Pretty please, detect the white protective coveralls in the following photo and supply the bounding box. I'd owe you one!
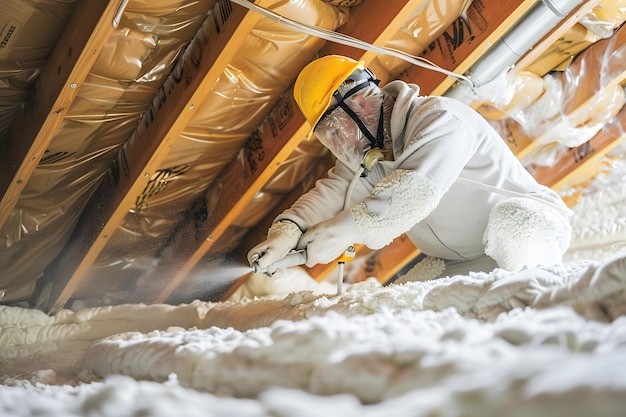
[275,80,572,278]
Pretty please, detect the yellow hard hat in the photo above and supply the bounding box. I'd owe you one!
[294,55,366,140]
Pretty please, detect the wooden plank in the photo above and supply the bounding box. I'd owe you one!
[153,0,425,303]
[36,0,264,313]
[154,93,309,302]
[399,0,535,96]
[531,105,626,191]
[0,0,119,230]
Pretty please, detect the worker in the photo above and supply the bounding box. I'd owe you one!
[247,55,572,281]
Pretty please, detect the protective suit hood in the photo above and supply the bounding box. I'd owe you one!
[382,80,421,159]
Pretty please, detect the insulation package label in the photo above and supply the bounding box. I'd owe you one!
[0,18,21,57]
[0,0,41,59]
[0,1,32,59]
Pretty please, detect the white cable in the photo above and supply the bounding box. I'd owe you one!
[230,0,475,88]
[345,165,365,210]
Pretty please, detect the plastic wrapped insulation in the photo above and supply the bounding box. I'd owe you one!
[523,23,626,166]
[378,0,472,77]
[0,0,77,143]
[72,0,350,303]
[474,71,546,121]
[473,21,626,169]
[579,0,626,38]
[0,0,217,303]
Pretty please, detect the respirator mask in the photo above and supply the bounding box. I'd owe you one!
[313,74,391,173]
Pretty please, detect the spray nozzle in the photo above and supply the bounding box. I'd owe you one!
[250,246,357,280]
[251,249,307,278]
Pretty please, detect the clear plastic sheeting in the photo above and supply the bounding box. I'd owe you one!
[579,0,626,39]
[474,22,626,168]
[72,0,350,303]
[0,0,217,303]
[522,22,626,166]
[474,71,546,121]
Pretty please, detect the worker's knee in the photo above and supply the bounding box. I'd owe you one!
[483,197,571,272]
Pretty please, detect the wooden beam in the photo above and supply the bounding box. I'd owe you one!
[399,0,536,96]
[0,0,119,230]
[153,0,425,303]
[153,93,309,302]
[36,0,264,313]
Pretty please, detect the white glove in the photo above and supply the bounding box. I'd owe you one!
[297,209,361,267]
[247,220,302,270]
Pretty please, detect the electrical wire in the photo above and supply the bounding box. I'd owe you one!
[229,0,475,89]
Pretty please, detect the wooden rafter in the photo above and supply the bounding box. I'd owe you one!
[153,0,427,303]
[35,0,265,313]
[0,0,120,230]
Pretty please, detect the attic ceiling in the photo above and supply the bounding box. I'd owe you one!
[1,0,624,313]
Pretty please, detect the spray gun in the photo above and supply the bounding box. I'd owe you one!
[251,249,308,278]
[251,246,356,294]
